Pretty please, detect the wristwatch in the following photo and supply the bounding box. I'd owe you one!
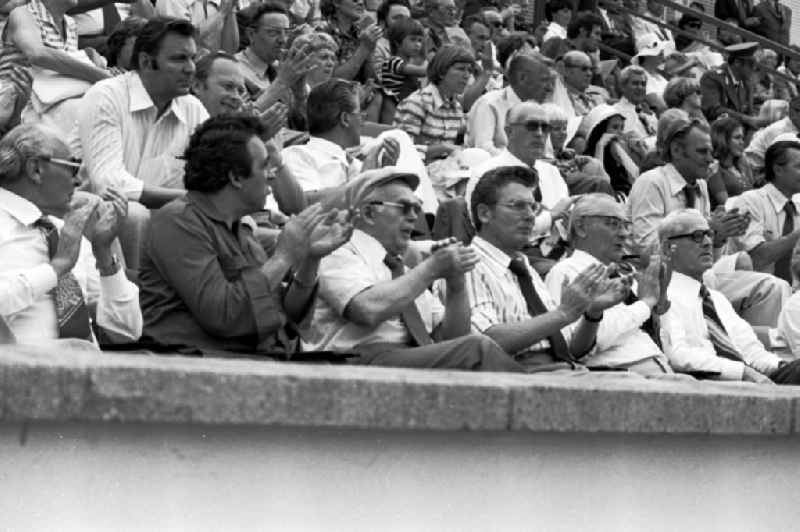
[97,253,120,277]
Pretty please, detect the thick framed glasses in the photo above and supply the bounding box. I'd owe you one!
[39,156,82,177]
[370,200,423,217]
[507,120,551,133]
[666,229,714,243]
[497,200,542,216]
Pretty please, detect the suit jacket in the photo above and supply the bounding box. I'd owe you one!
[715,0,754,25]
[700,66,754,122]
[751,0,791,45]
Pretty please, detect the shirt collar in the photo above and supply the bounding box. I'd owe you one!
[307,136,348,162]
[0,188,43,226]
[424,83,453,110]
[567,248,601,268]
[350,228,391,260]
[668,270,703,298]
[472,235,523,272]
[763,182,800,213]
[127,72,188,123]
[185,191,239,230]
[242,47,271,76]
[498,149,528,168]
[663,163,693,196]
[505,85,522,106]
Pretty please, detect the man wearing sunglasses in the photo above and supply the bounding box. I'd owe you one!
[659,209,800,384]
[307,167,524,372]
[546,194,674,376]
[0,123,141,346]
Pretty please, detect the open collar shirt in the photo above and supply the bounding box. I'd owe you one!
[545,249,668,368]
[305,229,445,352]
[661,271,781,380]
[0,188,141,344]
[464,235,575,354]
[75,71,209,200]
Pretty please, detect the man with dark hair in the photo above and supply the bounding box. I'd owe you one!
[236,2,290,94]
[76,17,209,271]
[139,114,352,355]
[463,165,622,370]
[307,166,524,372]
[0,124,141,345]
[729,138,800,283]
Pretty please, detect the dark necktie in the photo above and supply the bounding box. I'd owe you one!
[699,284,743,362]
[383,253,434,347]
[774,201,796,283]
[684,183,700,208]
[33,217,93,341]
[265,64,278,83]
[508,257,573,361]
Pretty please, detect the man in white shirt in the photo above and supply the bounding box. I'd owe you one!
[0,124,141,345]
[466,53,555,156]
[464,166,624,369]
[744,96,800,179]
[307,168,524,371]
[546,194,673,375]
[658,209,800,384]
[730,138,800,284]
[76,18,210,271]
[613,65,657,149]
[468,102,572,254]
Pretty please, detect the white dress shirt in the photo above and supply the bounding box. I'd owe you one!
[0,188,142,344]
[729,183,800,277]
[744,117,799,175]
[75,71,210,200]
[305,229,445,352]
[545,249,669,368]
[281,136,362,192]
[628,163,711,251]
[661,271,782,380]
[465,85,522,156]
[464,236,575,354]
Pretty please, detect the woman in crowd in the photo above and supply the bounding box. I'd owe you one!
[394,44,473,163]
[708,116,757,209]
[283,30,339,130]
[663,76,708,128]
[581,104,643,197]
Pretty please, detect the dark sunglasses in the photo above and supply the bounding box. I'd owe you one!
[508,119,551,133]
[369,200,423,216]
[666,229,714,243]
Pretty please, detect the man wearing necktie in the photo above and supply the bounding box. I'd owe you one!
[700,42,759,128]
[308,167,523,371]
[0,123,142,345]
[463,166,625,371]
[659,209,800,384]
[729,137,800,284]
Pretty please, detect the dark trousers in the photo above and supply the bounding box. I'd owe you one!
[357,334,525,373]
[770,359,800,384]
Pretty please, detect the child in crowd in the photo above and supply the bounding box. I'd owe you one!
[380,17,428,123]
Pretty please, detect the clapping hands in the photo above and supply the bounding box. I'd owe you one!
[275,203,355,264]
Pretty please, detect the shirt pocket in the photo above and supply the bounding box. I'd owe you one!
[218,254,250,282]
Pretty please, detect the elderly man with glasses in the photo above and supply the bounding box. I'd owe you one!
[561,50,607,118]
[0,123,141,346]
[658,209,800,384]
[545,194,674,376]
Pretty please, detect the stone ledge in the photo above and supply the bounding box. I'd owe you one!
[1,344,800,434]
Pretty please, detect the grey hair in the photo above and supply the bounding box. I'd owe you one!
[0,124,60,185]
[567,193,625,240]
[662,76,700,108]
[505,101,548,124]
[541,102,569,123]
[656,208,707,241]
[618,65,647,86]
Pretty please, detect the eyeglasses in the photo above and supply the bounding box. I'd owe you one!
[257,25,293,38]
[508,120,551,133]
[39,156,82,176]
[666,229,714,243]
[586,215,632,231]
[497,199,542,215]
[370,200,423,217]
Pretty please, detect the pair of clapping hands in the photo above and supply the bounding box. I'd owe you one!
[709,206,749,247]
[50,190,128,278]
[273,202,356,264]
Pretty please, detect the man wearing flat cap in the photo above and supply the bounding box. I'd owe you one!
[306,166,525,372]
[700,42,759,127]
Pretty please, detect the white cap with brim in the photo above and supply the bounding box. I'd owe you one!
[319,167,421,212]
[633,34,666,65]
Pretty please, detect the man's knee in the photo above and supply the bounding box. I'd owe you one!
[462,334,524,372]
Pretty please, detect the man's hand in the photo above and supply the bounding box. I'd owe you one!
[635,259,661,308]
[307,208,355,258]
[86,188,127,251]
[742,365,774,384]
[587,275,631,314]
[275,43,315,87]
[51,203,96,278]
[478,44,494,73]
[362,137,401,170]
[258,101,288,140]
[428,243,479,281]
[709,207,749,246]
[558,263,606,321]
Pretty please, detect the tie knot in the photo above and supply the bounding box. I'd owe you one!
[383,253,404,274]
[699,284,711,299]
[33,216,56,233]
[508,257,531,278]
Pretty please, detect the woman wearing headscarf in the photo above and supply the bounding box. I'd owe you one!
[581,104,643,197]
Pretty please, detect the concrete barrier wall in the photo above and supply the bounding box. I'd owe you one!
[2,344,800,531]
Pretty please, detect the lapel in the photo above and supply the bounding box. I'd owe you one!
[722,69,743,110]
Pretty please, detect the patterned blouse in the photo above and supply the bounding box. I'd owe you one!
[393,83,465,145]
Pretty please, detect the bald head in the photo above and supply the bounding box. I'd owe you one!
[507,52,554,102]
[563,50,593,92]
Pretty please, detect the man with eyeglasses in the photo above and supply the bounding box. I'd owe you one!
[561,50,606,118]
[658,209,800,384]
[545,194,674,375]
[237,2,291,94]
[307,167,525,372]
[463,167,625,371]
[0,123,141,346]
[744,95,800,180]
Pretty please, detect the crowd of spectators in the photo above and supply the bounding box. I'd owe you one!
[5,0,800,387]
